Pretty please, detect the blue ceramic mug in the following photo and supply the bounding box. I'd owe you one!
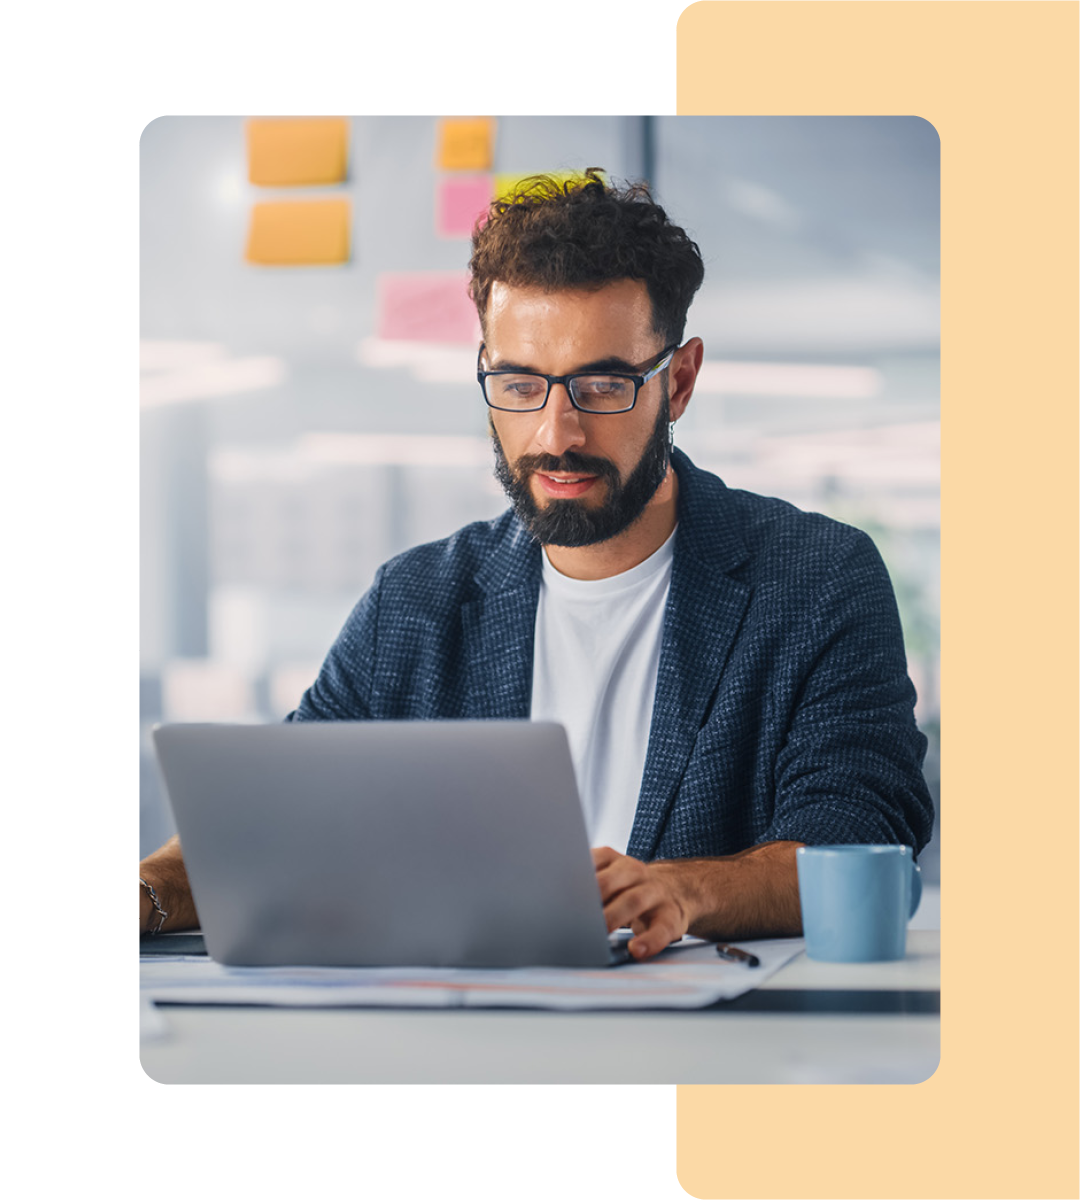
[796,844,921,962]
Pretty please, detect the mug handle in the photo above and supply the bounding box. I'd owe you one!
[909,857,922,918]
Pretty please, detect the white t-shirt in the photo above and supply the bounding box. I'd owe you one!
[530,530,676,851]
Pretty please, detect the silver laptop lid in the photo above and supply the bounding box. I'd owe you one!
[151,720,614,969]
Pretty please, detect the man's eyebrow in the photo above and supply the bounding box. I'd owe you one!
[485,354,641,374]
[573,355,640,373]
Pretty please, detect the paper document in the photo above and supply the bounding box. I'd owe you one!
[141,939,803,1011]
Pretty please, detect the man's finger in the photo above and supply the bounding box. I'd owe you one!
[619,912,681,960]
[597,868,651,911]
[602,879,669,932]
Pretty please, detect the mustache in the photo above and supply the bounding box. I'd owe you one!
[512,450,620,482]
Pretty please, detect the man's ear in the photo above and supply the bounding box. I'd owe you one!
[669,337,704,421]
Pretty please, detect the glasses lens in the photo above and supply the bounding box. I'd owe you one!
[485,374,548,409]
[570,375,635,412]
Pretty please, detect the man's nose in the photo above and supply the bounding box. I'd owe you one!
[535,383,586,456]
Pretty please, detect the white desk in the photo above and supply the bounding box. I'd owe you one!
[141,928,939,1085]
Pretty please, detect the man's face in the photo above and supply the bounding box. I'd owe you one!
[483,279,673,548]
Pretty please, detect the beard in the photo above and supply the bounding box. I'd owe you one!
[491,394,672,548]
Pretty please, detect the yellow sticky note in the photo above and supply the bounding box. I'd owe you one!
[437,117,495,171]
[245,200,351,265]
[493,170,600,203]
[246,118,349,186]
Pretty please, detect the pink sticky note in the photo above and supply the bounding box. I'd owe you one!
[377,272,481,343]
[437,175,493,238]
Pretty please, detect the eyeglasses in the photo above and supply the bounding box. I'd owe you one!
[478,343,678,414]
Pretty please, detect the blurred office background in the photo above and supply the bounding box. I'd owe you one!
[140,116,940,880]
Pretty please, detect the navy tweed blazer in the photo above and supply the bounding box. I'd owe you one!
[289,449,934,861]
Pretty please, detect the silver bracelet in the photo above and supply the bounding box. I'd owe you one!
[139,877,169,935]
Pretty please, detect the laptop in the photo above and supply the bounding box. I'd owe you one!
[151,720,632,969]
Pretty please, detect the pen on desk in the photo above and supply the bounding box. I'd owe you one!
[715,943,760,967]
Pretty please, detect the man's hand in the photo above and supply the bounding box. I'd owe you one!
[592,841,805,961]
[592,846,696,961]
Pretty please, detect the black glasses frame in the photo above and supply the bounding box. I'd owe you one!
[477,343,679,414]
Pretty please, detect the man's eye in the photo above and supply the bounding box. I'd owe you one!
[509,380,544,397]
[576,376,630,398]
[494,376,549,405]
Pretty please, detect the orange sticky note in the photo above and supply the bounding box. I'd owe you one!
[245,200,351,265]
[246,118,349,186]
[437,117,495,171]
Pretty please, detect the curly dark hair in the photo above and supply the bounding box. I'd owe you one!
[468,168,705,346]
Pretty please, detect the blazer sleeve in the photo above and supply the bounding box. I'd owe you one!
[761,531,935,855]
[284,567,384,722]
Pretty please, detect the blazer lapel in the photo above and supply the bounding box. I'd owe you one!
[628,451,752,860]
[460,521,542,720]
[627,555,750,859]
[460,586,539,719]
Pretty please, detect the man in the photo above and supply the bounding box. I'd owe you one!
[140,170,934,959]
